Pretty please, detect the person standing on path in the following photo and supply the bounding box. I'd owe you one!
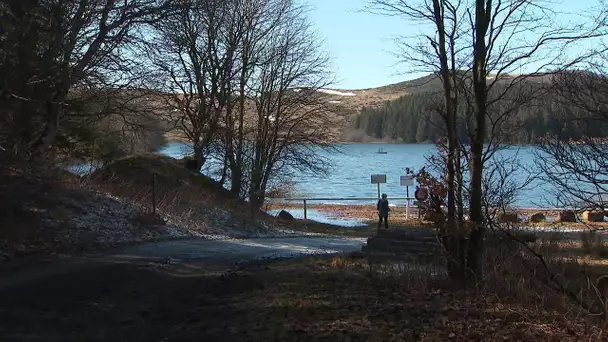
[377,193,390,229]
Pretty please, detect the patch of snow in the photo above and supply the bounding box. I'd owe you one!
[5,183,342,264]
[317,89,356,96]
[328,100,342,104]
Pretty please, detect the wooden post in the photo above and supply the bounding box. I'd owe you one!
[405,186,409,220]
[377,183,380,198]
[152,173,156,215]
[303,199,307,219]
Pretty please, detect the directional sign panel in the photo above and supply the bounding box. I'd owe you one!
[371,174,387,184]
[400,175,414,186]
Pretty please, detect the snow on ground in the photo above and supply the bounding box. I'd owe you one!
[328,100,342,104]
[317,89,357,96]
[265,208,366,227]
[0,186,325,263]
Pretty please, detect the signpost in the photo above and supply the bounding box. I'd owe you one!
[400,175,414,219]
[415,187,429,201]
[415,187,429,219]
[371,174,387,198]
[400,175,414,187]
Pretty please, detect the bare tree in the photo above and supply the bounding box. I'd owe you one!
[56,87,171,165]
[147,0,245,170]
[368,0,470,278]
[536,50,608,210]
[0,0,171,164]
[223,0,289,197]
[370,0,605,281]
[144,0,335,206]
[463,0,606,278]
[246,1,336,211]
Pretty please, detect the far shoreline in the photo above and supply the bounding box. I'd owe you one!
[163,136,542,147]
[266,202,607,226]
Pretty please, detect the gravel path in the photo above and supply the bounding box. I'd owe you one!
[115,236,365,261]
[0,236,366,291]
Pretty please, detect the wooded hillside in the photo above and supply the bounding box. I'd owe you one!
[349,73,608,144]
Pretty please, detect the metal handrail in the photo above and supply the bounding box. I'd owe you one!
[267,197,419,219]
[268,197,416,201]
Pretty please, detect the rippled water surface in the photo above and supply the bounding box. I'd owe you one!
[159,143,552,208]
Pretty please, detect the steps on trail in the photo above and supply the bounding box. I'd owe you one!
[362,229,441,257]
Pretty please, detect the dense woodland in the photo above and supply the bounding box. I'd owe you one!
[353,80,608,144]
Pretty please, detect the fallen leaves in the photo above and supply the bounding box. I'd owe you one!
[183,256,603,341]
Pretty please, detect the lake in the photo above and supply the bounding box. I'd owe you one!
[159,143,553,209]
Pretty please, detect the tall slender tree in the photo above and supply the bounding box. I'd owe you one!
[370,0,605,281]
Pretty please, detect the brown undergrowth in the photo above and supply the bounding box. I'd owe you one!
[0,164,190,263]
[466,226,608,339]
[0,250,601,341]
[83,154,288,237]
[163,253,600,341]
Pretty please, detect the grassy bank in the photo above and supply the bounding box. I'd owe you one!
[0,154,335,264]
[267,202,608,229]
[279,219,433,237]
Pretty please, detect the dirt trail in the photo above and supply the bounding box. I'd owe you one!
[0,235,365,341]
[0,236,365,291]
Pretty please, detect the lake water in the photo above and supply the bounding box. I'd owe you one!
[159,143,553,209]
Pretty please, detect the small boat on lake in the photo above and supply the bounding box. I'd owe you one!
[376,148,388,154]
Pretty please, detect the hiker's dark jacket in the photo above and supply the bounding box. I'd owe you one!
[377,199,390,216]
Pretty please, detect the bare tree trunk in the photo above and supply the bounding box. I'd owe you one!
[230,68,248,198]
[32,84,69,157]
[455,146,465,222]
[466,0,490,281]
[248,162,263,218]
[193,142,205,172]
[218,147,229,186]
[429,0,465,279]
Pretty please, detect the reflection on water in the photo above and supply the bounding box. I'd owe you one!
[265,209,367,228]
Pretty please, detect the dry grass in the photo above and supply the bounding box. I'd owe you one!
[158,253,600,341]
[274,219,376,237]
[85,154,251,227]
[475,226,608,339]
[327,220,608,338]
[0,246,598,341]
[267,203,425,224]
[146,223,605,340]
[268,203,608,228]
[86,153,229,201]
[0,169,93,259]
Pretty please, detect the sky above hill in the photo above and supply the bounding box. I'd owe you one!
[305,0,604,89]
